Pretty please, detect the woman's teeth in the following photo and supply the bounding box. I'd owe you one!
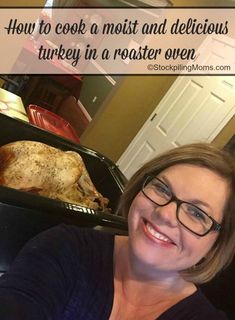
[146,222,173,243]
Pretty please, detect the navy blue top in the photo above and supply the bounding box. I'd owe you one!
[0,225,228,319]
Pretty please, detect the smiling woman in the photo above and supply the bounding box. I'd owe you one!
[117,144,235,286]
[0,143,234,320]
[127,164,229,282]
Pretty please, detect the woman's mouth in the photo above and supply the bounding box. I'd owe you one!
[142,219,176,246]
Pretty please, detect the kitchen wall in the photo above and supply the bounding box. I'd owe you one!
[81,75,177,161]
[213,116,235,149]
[81,0,235,161]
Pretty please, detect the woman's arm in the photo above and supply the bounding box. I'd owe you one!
[0,224,78,319]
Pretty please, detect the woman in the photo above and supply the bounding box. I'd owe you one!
[0,143,234,319]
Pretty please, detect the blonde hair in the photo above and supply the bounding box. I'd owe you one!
[117,143,235,284]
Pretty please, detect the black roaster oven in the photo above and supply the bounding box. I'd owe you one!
[0,114,128,273]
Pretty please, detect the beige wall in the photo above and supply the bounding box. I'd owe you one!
[213,116,235,149]
[81,76,176,161]
[0,79,4,88]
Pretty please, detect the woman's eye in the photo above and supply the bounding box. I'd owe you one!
[154,183,171,196]
[187,206,206,222]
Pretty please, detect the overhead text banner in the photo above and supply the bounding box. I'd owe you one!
[0,7,235,75]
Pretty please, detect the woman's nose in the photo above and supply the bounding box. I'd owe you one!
[154,201,179,227]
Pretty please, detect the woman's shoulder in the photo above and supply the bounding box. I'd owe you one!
[0,225,115,319]
[30,224,114,257]
[158,289,228,320]
[26,224,114,248]
[6,224,115,277]
[57,224,114,241]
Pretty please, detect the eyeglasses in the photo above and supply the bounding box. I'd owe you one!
[141,176,222,237]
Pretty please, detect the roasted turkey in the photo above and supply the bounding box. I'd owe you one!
[0,140,109,210]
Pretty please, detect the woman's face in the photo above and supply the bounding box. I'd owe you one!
[128,164,230,275]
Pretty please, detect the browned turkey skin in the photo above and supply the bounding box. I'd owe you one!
[0,141,109,210]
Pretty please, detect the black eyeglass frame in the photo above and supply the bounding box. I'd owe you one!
[141,175,222,237]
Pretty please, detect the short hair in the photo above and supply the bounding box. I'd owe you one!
[117,143,235,284]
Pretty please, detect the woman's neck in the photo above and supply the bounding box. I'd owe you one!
[113,235,196,307]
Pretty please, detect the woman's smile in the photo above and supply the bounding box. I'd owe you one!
[142,218,176,247]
